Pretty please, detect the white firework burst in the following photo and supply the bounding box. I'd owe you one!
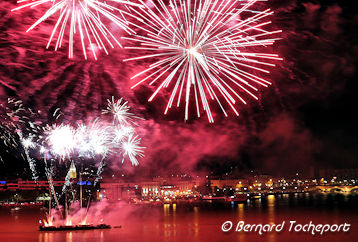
[124,0,282,122]
[12,0,142,59]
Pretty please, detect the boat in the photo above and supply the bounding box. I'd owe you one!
[226,194,248,203]
[202,196,227,201]
[39,224,112,231]
[39,166,115,232]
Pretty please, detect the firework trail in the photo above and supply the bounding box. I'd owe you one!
[0,99,43,180]
[1,97,144,206]
[0,99,25,152]
[121,133,143,166]
[19,132,39,180]
[124,0,282,122]
[102,97,140,125]
[40,98,144,166]
[11,0,142,59]
[37,97,144,193]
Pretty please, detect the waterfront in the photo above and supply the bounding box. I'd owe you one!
[1,192,358,242]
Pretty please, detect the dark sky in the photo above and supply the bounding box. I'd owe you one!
[0,0,357,178]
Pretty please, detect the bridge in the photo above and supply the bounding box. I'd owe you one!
[308,185,358,193]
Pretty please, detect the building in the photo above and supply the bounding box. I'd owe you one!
[98,177,201,201]
[0,180,65,191]
[210,179,249,191]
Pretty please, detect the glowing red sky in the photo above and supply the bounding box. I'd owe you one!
[0,0,357,177]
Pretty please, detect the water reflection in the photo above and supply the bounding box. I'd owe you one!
[173,203,177,237]
[267,195,275,222]
[1,193,358,242]
[193,206,199,238]
[66,232,72,242]
[163,203,170,238]
[38,232,53,242]
[267,195,276,242]
[237,203,245,242]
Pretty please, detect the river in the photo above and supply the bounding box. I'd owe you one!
[1,193,358,242]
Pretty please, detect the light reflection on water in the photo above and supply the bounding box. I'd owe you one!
[267,195,276,242]
[1,193,358,242]
[238,204,245,242]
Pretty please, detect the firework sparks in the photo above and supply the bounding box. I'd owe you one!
[124,0,282,122]
[39,97,144,166]
[102,97,139,125]
[45,124,77,158]
[12,0,142,59]
[121,133,143,166]
[1,97,144,183]
[76,121,111,158]
[0,99,42,180]
[1,97,144,223]
[21,136,36,149]
[114,125,134,142]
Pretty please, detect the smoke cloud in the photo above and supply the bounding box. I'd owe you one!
[1,0,357,177]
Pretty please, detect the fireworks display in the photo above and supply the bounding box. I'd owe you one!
[0,97,144,180]
[11,0,142,59]
[2,0,358,239]
[124,0,282,122]
[9,0,282,122]
[3,0,282,188]
[0,97,145,225]
[0,99,43,179]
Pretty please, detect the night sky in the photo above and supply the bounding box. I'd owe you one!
[0,0,357,179]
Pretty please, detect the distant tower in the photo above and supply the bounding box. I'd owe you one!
[69,161,77,179]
